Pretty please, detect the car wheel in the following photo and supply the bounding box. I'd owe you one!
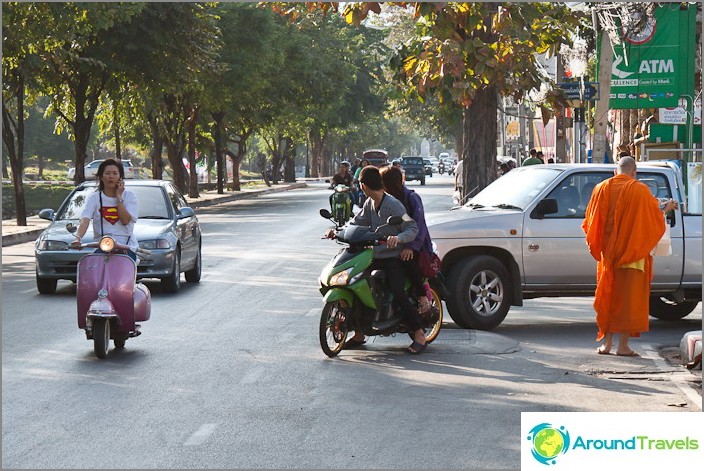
[446,255,511,330]
[184,245,202,283]
[161,250,181,293]
[421,178,426,186]
[649,295,699,321]
[36,270,57,294]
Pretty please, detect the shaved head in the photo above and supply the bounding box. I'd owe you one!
[617,156,637,176]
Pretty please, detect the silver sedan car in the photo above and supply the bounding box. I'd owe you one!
[35,180,202,294]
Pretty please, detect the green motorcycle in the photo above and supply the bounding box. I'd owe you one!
[318,210,445,358]
[330,183,353,228]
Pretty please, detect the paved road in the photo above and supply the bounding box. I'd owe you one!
[2,174,701,469]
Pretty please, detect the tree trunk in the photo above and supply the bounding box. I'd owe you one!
[160,94,188,192]
[1,73,27,225]
[37,155,44,179]
[463,85,498,199]
[113,104,122,161]
[309,128,324,178]
[148,113,164,180]
[212,112,225,194]
[282,137,296,183]
[70,72,106,184]
[187,106,199,198]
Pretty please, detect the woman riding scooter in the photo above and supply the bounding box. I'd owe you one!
[72,159,139,258]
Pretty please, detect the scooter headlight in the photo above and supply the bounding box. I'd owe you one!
[329,268,353,286]
[99,237,115,252]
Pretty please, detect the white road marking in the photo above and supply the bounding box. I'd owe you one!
[305,308,319,317]
[240,367,263,385]
[184,423,217,446]
[19,288,36,294]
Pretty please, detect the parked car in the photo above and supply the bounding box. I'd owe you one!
[35,180,202,294]
[423,158,433,177]
[67,159,136,180]
[400,156,426,185]
[428,162,702,330]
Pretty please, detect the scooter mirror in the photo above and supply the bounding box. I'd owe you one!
[66,223,77,234]
[319,209,333,219]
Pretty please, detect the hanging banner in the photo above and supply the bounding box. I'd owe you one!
[603,4,696,110]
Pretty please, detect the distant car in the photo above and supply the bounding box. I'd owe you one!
[362,149,389,167]
[67,159,136,180]
[438,152,450,162]
[428,157,440,173]
[423,158,433,177]
[400,157,426,185]
[35,180,202,294]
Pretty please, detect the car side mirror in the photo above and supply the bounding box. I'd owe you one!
[38,208,55,221]
[532,198,558,219]
[177,207,195,219]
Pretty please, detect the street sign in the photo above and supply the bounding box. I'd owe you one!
[557,81,599,101]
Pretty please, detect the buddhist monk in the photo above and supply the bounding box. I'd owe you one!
[582,157,678,356]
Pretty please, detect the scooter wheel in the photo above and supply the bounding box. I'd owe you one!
[93,318,110,359]
[320,301,349,358]
[114,333,128,349]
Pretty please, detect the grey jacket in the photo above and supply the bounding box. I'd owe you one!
[351,193,418,259]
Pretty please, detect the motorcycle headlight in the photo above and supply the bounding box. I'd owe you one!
[329,268,353,286]
[37,240,69,251]
[139,239,171,250]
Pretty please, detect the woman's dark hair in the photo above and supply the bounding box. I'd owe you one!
[380,165,404,202]
[96,158,124,192]
[359,165,383,191]
[359,159,370,167]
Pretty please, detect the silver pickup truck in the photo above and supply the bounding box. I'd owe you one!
[428,162,702,330]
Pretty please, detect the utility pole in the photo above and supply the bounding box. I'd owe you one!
[591,18,614,163]
[555,54,567,161]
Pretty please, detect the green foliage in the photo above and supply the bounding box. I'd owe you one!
[2,183,74,218]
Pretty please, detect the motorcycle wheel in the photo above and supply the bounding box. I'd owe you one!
[319,301,350,358]
[335,206,345,227]
[93,318,110,359]
[423,287,443,343]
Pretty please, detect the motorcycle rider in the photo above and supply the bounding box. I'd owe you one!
[329,161,356,209]
[72,159,139,261]
[325,166,427,354]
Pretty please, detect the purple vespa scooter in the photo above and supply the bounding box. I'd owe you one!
[71,227,151,359]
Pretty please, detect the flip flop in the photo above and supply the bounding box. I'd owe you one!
[596,346,611,355]
[616,350,640,357]
[343,338,366,349]
[407,340,427,354]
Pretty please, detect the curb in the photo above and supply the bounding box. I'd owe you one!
[1,182,308,247]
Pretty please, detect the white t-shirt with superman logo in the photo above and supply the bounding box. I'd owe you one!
[80,189,139,252]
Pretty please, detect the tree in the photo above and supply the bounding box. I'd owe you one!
[274,2,578,194]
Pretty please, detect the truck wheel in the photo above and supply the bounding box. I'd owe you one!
[447,255,511,330]
[649,296,699,321]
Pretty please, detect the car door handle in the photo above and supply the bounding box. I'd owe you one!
[528,244,539,252]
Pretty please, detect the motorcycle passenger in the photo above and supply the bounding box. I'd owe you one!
[326,166,427,354]
[72,158,139,261]
[329,161,356,209]
[353,158,370,208]
[380,165,435,317]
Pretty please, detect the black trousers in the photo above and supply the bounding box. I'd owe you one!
[403,255,426,299]
[371,257,422,332]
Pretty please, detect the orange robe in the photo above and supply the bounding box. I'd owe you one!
[581,174,665,341]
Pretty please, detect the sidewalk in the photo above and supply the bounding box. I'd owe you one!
[2,181,310,247]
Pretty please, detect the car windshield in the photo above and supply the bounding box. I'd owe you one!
[465,167,563,210]
[55,185,171,220]
[402,158,423,166]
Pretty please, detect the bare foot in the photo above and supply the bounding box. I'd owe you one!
[596,345,611,355]
[616,350,640,357]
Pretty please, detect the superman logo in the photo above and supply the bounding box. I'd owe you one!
[100,206,119,225]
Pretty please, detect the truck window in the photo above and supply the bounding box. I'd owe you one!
[543,172,611,218]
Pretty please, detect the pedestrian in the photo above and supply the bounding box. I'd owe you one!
[453,158,464,205]
[380,165,435,317]
[581,157,678,357]
[522,148,542,166]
